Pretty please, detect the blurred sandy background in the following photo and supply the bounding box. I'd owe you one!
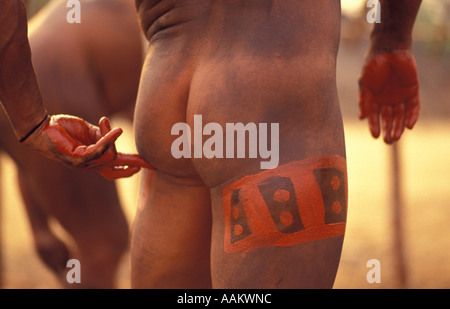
[0,0,449,289]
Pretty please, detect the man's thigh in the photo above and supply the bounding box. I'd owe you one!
[209,155,347,288]
[185,59,347,288]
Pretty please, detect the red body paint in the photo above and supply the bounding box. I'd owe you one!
[358,50,420,142]
[223,155,347,253]
[23,115,152,179]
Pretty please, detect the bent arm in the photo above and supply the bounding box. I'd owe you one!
[0,0,48,141]
[0,0,151,177]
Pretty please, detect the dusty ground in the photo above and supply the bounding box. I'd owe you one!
[0,39,449,289]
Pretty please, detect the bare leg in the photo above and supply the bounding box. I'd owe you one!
[16,152,129,288]
[208,156,347,288]
[5,0,143,288]
[130,169,212,289]
[18,172,70,281]
[186,44,347,288]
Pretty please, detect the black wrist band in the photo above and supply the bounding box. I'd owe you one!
[19,114,50,143]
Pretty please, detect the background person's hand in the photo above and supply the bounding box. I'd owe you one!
[22,114,152,179]
[358,49,420,144]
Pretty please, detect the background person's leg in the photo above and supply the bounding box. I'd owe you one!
[16,153,129,288]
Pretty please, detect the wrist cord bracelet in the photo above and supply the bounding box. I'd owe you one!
[19,113,50,143]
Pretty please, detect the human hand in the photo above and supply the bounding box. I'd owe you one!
[358,49,420,144]
[22,114,153,179]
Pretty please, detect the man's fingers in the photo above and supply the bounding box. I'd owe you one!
[97,166,141,180]
[99,117,112,136]
[359,82,383,139]
[381,105,394,144]
[367,111,381,139]
[392,103,406,142]
[70,128,122,166]
[99,126,122,144]
[406,96,420,129]
[358,51,420,144]
[109,153,154,169]
[95,153,153,180]
[84,127,122,157]
[42,115,145,173]
[79,147,117,168]
[358,84,373,119]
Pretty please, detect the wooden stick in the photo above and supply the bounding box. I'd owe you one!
[0,155,3,288]
[391,142,408,288]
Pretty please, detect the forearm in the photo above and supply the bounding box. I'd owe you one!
[0,0,47,140]
[371,0,422,51]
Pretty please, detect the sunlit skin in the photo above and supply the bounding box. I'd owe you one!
[0,0,147,288]
[24,115,153,179]
[359,50,420,144]
[0,0,422,289]
[0,0,149,178]
[358,0,422,144]
[130,0,421,289]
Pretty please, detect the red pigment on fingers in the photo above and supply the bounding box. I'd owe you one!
[359,51,420,142]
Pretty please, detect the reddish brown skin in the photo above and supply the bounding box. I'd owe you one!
[359,50,420,144]
[131,0,347,289]
[40,115,153,179]
[130,0,421,289]
[0,0,422,289]
[0,0,144,288]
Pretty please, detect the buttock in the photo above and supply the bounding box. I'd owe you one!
[134,48,344,184]
[133,4,343,183]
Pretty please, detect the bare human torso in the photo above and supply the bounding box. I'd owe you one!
[132,0,347,288]
[135,0,345,183]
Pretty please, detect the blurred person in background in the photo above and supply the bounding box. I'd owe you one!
[0,0,148,288]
